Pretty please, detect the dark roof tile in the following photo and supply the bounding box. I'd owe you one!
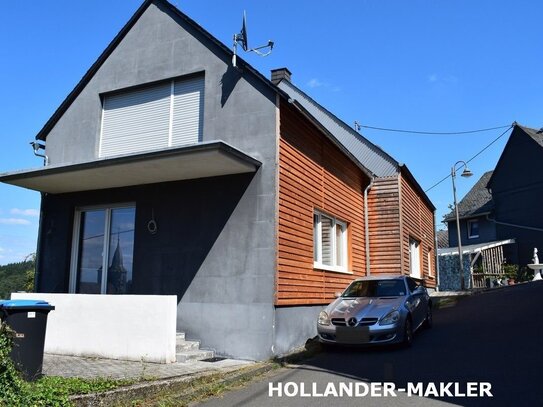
[444,170,494,221]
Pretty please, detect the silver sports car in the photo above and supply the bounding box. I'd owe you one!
[317,275,432,347]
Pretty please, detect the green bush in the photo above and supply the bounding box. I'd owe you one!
[0,322,27,406]
[1,322,136,406]
[0,322,71,406]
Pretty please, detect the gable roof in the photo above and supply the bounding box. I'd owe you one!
[520,124,543,147]
[486,123,543,189]
[35,0,288,142]
[277,79,435,210]
[277,80,399,177]
[444,170,494,221]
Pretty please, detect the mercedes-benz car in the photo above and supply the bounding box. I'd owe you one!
[317,275,432,347]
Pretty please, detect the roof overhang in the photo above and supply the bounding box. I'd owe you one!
[438,238,516,256]
[0,141,261,194]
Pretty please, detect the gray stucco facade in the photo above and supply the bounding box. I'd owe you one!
[35,2,280,360]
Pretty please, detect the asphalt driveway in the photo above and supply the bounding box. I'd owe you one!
[197,282,543,406]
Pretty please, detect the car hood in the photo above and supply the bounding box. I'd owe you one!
[327,297,405,320]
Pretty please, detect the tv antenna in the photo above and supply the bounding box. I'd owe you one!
[232,11,274,68]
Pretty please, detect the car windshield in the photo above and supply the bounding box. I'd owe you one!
[341,279,406,298]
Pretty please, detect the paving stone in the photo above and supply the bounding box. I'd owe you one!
[42,353,253,380]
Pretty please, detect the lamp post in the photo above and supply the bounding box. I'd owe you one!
[451,161,473,291]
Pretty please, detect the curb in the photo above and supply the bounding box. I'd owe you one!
[70,362,277,407]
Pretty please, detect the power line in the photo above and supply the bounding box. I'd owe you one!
[424,125,513,192]
[359,124,511,135]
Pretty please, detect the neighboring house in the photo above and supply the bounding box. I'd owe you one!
[487,124,543,266]
[440,124,543,289]
[444,170,496,248]
[0,0,435,360]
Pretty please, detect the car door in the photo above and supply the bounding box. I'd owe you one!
[406,278,426,327]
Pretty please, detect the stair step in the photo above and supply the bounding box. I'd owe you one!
[176,332,186,341]
[176,349,215,363]
[176,340,200,352]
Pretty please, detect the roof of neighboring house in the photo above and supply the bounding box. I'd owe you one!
[487,123,543,189]
[277,80,399,177]
[444,170,494,222]
[436,230,449,248]
[520,124,543,147]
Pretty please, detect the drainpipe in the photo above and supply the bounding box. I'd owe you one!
[434,211,440,291]
[364,179,374,275]
[30,140,49,166]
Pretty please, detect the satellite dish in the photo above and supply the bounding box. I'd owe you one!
[232,11,274,68]
[239,11,248,51]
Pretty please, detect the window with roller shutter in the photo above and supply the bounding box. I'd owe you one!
[99,75,204,158]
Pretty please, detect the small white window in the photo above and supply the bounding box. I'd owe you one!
[409,237,421,278]
[313,211,349,273]
[427,249,433,277]
[467,219,479,239]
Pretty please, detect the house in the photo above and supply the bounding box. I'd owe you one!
[487,124,543,267]
[275,78,437,290]
[444,170,496,248]
[440,124,542,289]
[0,0,435,360]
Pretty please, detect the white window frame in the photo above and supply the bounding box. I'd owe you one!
[69,203,135,294]
[467,219,479,239]
[313,210,350,274]
[427,249,433,277]
[409,237,422,279]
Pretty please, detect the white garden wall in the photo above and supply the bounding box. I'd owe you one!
[10,293,177,363]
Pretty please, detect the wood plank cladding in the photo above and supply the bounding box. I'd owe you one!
[277,102,370,305]
[367,177,402,273]
[399,174,437,287]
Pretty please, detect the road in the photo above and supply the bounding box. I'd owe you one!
[197,281,543,406]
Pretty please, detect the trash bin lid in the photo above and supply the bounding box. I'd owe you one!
[0,299,55,310]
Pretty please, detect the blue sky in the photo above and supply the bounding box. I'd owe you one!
[1,0,542,265]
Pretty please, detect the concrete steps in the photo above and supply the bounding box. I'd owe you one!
[175,332,214,363]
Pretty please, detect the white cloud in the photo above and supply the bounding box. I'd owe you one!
[307,78,323,88]
[0,218,32,225]
[10,208,39,217]
[428,73,459,84]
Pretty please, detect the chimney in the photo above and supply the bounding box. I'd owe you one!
[271,68,292,85]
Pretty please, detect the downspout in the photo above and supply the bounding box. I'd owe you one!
[364,179,374,275]
[434,211,440,291]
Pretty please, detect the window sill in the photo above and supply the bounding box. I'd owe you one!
[314,263,353,275]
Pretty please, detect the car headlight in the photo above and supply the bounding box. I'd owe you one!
[318,311,330,326]
[379,310,400,325]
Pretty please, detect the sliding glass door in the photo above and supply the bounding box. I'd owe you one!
[71,205,135,294]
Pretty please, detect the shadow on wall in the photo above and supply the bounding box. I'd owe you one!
[37,172,256,300]
[220,64,242,107]
[132,172,255,301]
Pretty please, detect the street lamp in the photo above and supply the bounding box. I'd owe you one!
[452,161,473,291]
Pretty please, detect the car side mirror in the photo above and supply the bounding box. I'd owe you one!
[334,292,342,298]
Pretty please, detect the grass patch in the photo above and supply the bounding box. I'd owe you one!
[1,322,137,406]
[127,365,279,407]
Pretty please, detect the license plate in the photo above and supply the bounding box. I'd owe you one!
[336,326,370,344]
